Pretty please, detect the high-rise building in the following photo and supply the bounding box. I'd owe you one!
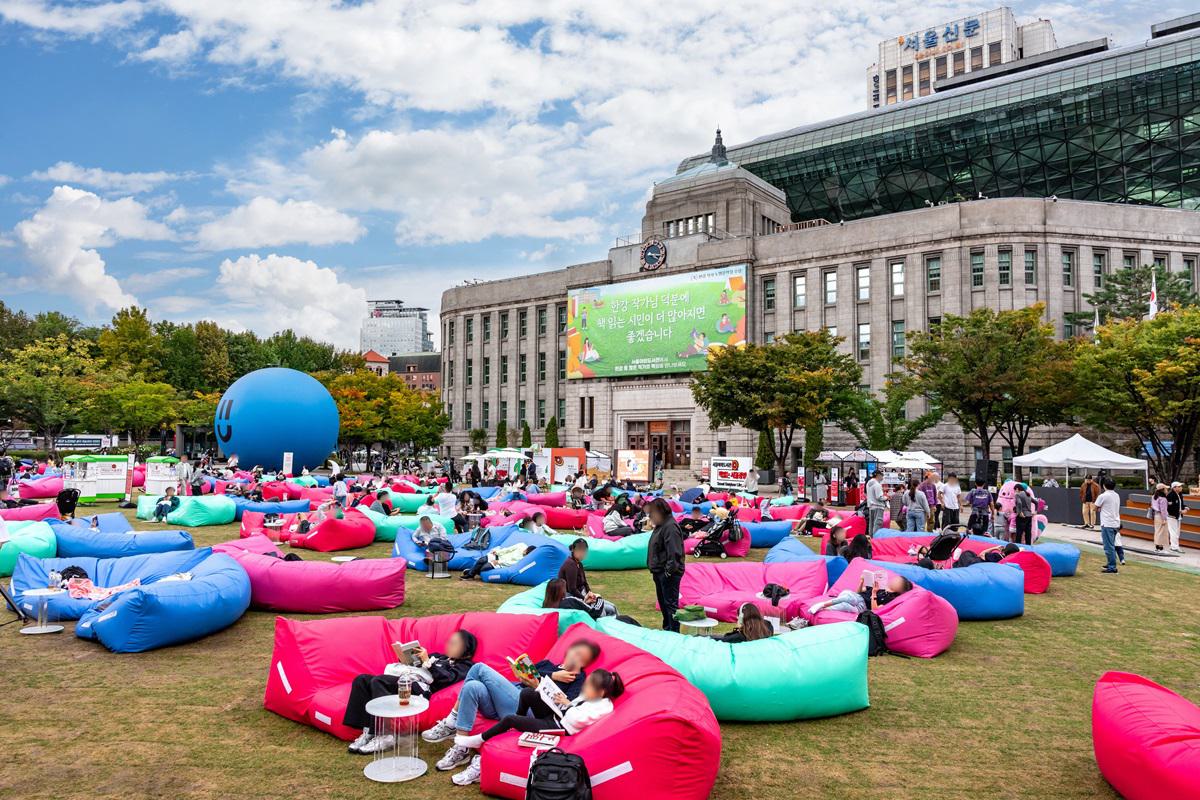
[359,300,434,356]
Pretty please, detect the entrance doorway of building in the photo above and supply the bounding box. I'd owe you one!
[627,420,691,469]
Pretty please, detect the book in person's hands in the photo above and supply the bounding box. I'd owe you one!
[506,653,539,683]
[860,569,876,590]
[517,731,562,749]
[391,640,423,667]
[536,676,571,718]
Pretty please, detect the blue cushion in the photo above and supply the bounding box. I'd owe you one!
[878,559,1025,620]
[229,496,312,520]
[742,520,794,547]
[49,513,133,534]
[51,526,194,559]
[764,537,848,585]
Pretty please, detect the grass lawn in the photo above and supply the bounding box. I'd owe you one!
[3,509,1198,800]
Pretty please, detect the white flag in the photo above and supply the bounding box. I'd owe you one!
[1093,305,1100,342]
[1148,268,1159,319]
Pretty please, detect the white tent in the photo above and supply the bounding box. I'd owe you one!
[1012,434,1148,483]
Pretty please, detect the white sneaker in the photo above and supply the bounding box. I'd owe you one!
[348,728,373,753]
[436,744,473,771]
[421,714,458,743]
[451,755,482,786]
[357,734,394,754]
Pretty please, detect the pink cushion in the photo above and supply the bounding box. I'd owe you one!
[765,503,810,520]
[132,465,146,487]
[1000,550,1052,594]
[287,509,376,552]
[683,526,752,558]
[0,502,59,521]
[542,506,592,530]
[240,511,302,540]
[678,561,829,621]
[18,476,63,500]
[525,491,567,507]
[479,623,721,800]
[586,515,625,541]
[261,481,331,503]
[1093,671,1200,800]
[264,612,560,740]
[800,558,958,658]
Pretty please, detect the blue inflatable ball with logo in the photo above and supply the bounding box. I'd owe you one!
[213,368,338,472]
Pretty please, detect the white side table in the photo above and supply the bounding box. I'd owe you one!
[20,588,65,635]
[680,617,719,635]
[363,694,429,783]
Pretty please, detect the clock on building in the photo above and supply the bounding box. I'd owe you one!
[639,238,667,271]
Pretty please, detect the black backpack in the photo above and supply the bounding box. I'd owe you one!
[855,610,891,657]
[527,748,591,800]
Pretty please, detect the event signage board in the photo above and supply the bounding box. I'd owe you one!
[709,457,751,491]
[281,451,294,477]
[565,264,747,379]
[615,449,651,483]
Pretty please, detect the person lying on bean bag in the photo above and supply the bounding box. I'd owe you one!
[809,572,912,616]
[460,544,536,581]
[706,602,775,644]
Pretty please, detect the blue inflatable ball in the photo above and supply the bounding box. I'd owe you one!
[214,368,338,471]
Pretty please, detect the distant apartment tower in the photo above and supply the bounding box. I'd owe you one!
[359,299,434,356]
[868,7,1057,107]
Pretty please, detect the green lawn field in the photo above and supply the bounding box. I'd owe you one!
[2,509,1197,800]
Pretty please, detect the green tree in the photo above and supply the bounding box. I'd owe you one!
[996,336,1084,473]
[836,378,944,451]
[520,420,532,448]
[803,423,823,470]
[1068,263,1198,329]
[1078,308,1200,482]
[194,321,233,391]
[225,330,274,379]
[104,380,178,447]
[157,322,203,393]
[0,301,35,354]
[691,331,861,477]
[469,428,488,451]
[0,335,99,459]
[755,430,775,471]
[495,419,508,448]
[544,416,560,447]
[98,306,162,378]
[323,370,447,454]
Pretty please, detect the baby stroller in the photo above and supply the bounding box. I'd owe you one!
[910,524,969,568]
[690,508,740,558]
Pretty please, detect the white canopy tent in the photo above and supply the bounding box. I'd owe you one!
[1012,434,1149,486]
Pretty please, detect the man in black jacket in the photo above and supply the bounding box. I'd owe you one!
[645,498,686,631]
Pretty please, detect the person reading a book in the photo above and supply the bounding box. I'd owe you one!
[556,539,617,618]
[411,515,446,547]
[709,603,774,643]
[422,640,601,780]
[796,499,830,536]
[459,543,536,580]
[343,629,478,755]
[808,572,913,616]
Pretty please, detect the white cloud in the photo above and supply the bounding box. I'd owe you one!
[123,265,208,291]
[194,197,364,249]
[520,243,558,262]
[215,253,366,348]
[0,0,145,35]
[13,185,172,312]
[29,161,181,194]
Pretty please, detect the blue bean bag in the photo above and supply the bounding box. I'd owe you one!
[50,512,133,533]
[876,559,1024,620]
[472,486,503,500]
[229,496,312,520]
[674,500,714,515]
[764,537,848,585]
[51,525,194,559]
[964,534,1080,577]
[479,527,570,586]
[391,531,473,571]
[743,520,794,547]
[13,547,250,652]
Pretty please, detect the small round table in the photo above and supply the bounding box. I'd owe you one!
[20,588,65,635]
[680,616,719,635]
[363,694,429,783]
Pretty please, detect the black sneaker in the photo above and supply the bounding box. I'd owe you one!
[1100,567,1118,574]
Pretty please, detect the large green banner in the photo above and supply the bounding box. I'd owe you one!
[566,265,747,379]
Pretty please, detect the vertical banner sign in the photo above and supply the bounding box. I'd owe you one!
[709,457,750,491]
[797,472,806,496]
[830,467,840,506]
[282,451,294,477]
[123,453,136,503]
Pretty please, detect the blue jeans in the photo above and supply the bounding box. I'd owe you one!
[1100,526,1119,570]
[455,663,521,732]
[905,509,926,532]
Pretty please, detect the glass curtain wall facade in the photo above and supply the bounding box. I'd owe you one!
[679,33,1200,221]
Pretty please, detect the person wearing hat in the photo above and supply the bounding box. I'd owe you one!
[1166,482,1185,553]
[1150,484,1170,552]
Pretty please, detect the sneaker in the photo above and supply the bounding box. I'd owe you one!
[1100,567,1118,574]
[421,715,458,743]
[357,734,395,753]
[451,755,482,786]
[436,744,473,771]
[348,729,373,753]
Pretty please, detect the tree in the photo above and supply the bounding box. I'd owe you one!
[469,428,488,452]
[0,335,99,458]
[520,420,532,448]
[691,331,861,477]
[194,320,233,391]
[157,322,203,393]
[755,430,775,471]
[836,378,944,451]
[1068,263,1198,329]
[98,306,162,378]
[103,380,178,447]
[1078,308,1200,483]
[995,336,1084,475]
[544,416,560,447]
[323,370,448,454]
[495,419,508,448]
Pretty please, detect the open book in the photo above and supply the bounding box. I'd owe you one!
[860,570,886,591]
[506,653,539,683]
[536,676,571,719]
[391,640,422,667]
[517,731,562,749]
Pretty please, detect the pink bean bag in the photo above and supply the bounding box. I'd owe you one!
[389,482,416,493]
[0,502,59,522]
[678,560,830,622]
[1000,550,1052,594]
[264,612,560,739]
[586,514,640,542]
[764,503,811,521]
[213,535,406,613]
[706,492,730,502]
[18,476,63,500]
[542,506,592,530]
[684,523,752,558]
[132,465,146,488]
[287,509,376,552]
[262,481,331,503]
[800,558,958,658]
[240,511,302,540]
[480,623,721,800]
[524,491,567,507]
[1092,671,1200,800]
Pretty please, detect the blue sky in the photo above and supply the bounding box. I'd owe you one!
[0,1,1185,348]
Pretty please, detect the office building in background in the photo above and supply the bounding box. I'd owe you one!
[359,299,434,356]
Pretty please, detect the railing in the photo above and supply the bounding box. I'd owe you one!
[615,227,742,248]
[765,218,832,234]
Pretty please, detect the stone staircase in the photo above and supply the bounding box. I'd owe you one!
[1120,492,1200,549]
[660,468,699,488]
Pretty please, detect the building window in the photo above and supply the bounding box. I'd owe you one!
[1062,250,1075,288]
[482,356,490,386]
[988,41,1002,67]
[465,317,474,342]
[1093,252,1106,289]
[537,352,546,382]
[857,322,870,361]
[918,60,931,96]
[500,355,508,384]
[1122,252,1137,270]
[447,361,454,387]
[558,350,566,380]
[953,50,965,74]
[885,69,897,104]
[970,46,983,70]
[499,400,507,425]
[518,354,527,383]
[465,359,473,387]
[578,397,586,428]
[824,270,837,304]
[1064,320,1076,338]
[764,330,775,344]
[998,249,1012,286]
[1184,256,1196,288]
[891,320,906,360]
[826,325,838,339]
[557,305,567,334]
[1001,446,1013,477]
[762,278,776,311]
[793,274,807,308]
[925,256,941,292]
[482,402,489,429]
[901,65,913,100]
[464,402,472,429]
[558,398,567,427]
[446,405,452,426]
[537,400,546,428]
[1153,254,1167,270]
[447,322,455,346]
[935,55,947,80]
[970,251,985,288]
[928,316,941,329]
[890,261,905,297]
[1025,249,1038,285]
[664,214,715,237]
[518,399,527,424]
[482,315,491,342]
[537,308,547,336]
[518,309,528,337]
[856,265,870,301]
[500,312,509,339]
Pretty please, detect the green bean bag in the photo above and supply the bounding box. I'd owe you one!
[1,521,58,576]
[291,475,318,487]
[497,582,596,632]
[359,508,454,541]
[551,533,649,570]
[137,495,237,527]
[380,490,435,514]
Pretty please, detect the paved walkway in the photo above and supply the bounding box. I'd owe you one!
[1040,522,1200,575]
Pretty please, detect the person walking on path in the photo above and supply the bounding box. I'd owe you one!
[645,498,685,632]
[903,478,930,532]
[1080,475,1100,529]
[1166,481,1185,553]
[1094,477,1122,574]
[1150,484,1170,553]
[865,472,886,535]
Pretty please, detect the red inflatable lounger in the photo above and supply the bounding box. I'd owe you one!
[1092,671,1200,800]
[286,509,376,552]
[480,623,721,800]
[1000,550,1052,594]
[678,560,829,622]
[264,612,560,740]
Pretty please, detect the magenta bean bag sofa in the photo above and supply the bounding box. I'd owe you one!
[677,560,830,622]
[799,558,958,658]
[524,491,567,507]
[1000,550,1052,594]
[18,476,63,500]
[286,509,376,552]
[1092,671,1200,800]
[479,622,721,800]
[261,481,330,503]
[584,514,636,542]
[213,535,406,613]
[240,511,302,540]
[764,503,811,521]
[542,506,593,530]
[264,611,560,739]
[0,503,59,522]
[684,522,752,558]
